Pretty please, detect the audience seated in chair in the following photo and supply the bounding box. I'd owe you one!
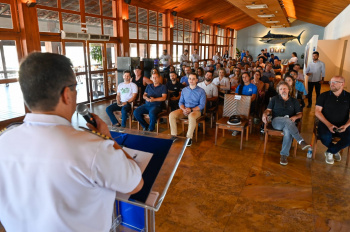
[315,76,350,165]
[262,81,311,166]
[106,70,138,127]
[166,71,183,112]
[132,66,153,97]
[213,68,230,91]
[180,66,192,87]
[169,72,206,147]
[133,73,167,132]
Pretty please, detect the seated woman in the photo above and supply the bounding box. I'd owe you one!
[235,72,257,103]
[262,81,311,166]
[197,67,205,83]
[251,71,266,119]
[284,74,305,109]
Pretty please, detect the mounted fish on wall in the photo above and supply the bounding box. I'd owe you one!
[255,30,305,46]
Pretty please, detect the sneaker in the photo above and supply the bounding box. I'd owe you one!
[231,131,238,136]
[186,138,192,147]
[113,122,121,127]
[142,127,148,131]
[280,155,288,165]
[147,128,155,132]
[324,152,334,164]
[334,152,341,162]
[300,141,311,150]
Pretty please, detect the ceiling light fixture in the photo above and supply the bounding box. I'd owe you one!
[266,20,280,23]
[271,25,283,28]
[246,4,268,9]
[258,14,275,18]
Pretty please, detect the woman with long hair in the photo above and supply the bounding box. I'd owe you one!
[284,75,296,98]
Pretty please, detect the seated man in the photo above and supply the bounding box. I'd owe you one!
[133,73,167,132]
[213,68,230,91]
[262,81,311,166]
[106,70,138,127]
[132,66,153,97]
[169,73,206,146]
[180,66,192,87]
[315,76,350,164]
[0,53,143,232]
[273,59,282,76]
[166,71,183,112]
[198,71,219,101]
[289,70,307,108]
[293,64,304,83]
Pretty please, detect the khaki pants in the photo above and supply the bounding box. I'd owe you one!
[169,109,202,139]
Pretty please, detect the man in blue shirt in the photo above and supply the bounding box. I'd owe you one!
[269,54,279,63]
[133,73,167,132]
[180,66,191,87]
[169,73,206,146]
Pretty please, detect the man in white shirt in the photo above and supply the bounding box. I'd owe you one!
[106,70,138,127]
[213,68,230,91]
[180,49,190,66]
[0,53,143,232]
[198,71,219,100]
[190,48,200,64]
[305,51,326,108]
[202,60,209,72]
[159,49,172,71]
[213,52,221,64]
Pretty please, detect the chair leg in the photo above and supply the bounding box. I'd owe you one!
[346,147,350,166]
[156,120,159,134]
[210,114,213,129]
[263,133,268,153]
[137,122,140,131]
[195,124,198,142]
[167,118,169,129]
[246,126,249,141]
[293,139,297,158]
[240,129,244,150]
[312,138,318,160]
[215,125,218,145]
[203,121,206,135]
[182,122,185,134]
[223,128,225,137]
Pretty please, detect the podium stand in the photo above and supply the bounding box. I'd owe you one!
[109,127,188,232]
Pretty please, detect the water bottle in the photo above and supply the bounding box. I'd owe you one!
[307,147,312,159]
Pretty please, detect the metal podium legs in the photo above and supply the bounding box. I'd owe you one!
[144,208,156,232]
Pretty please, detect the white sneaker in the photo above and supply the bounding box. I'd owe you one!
[325,152,334,164]
[231,131,238,136]
[334,152,341,162]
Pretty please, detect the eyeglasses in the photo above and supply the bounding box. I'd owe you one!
[61,83,78,93]
[330,81,344,85]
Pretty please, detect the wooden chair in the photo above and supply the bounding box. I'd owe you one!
[263,117,302,157]
[215,94,251,150]
[110,100,134,129]
[206,97,219,128]
[311,117,350,166]
[179,101,207,142]
[136,94,170,134]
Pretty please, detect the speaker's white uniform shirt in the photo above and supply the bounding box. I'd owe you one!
[0,113,142,232]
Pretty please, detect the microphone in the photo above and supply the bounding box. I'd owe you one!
[76,104,97,128]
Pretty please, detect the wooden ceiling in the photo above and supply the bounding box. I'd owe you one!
[130,0,257,30]
[283,0,350,27]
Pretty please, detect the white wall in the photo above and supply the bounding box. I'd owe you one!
[324,4,350,89]
[236,20,325,66]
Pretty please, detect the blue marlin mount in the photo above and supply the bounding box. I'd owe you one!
[256,30,305,46]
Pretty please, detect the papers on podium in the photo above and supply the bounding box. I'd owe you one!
[116,147,159,206]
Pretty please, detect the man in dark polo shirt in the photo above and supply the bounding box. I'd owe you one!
[315,76,350,165]
[262,81,311,165]
[133,73,167,132]
[166,71,183,112]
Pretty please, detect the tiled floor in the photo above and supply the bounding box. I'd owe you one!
[1,84,350,231]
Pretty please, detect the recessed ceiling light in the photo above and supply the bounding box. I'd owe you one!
[271,25,283,28]
[258,14,275,18]
[246,4,268,9]
[266,20,280,23]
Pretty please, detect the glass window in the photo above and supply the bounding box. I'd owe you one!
[178,30,183,43]
[184,31,190,43]
[158,27,165,41]
[172,45,177,62]
[0,3,13,29]
[158,13,163,27]
[61,0,79,11]
[107,71,117,95]
[149,11,157,26]
[177,18,183,30]
[139,43,147,61]
[149,26,157,40]
[37,0,57,8]
[173,29,177,43]
[62,13,81,33]
[102,0,113,17]
[89,43,103,68]
[106,43,117,69]
[129,5,137,22]
[103,19,115,36]
[159,44,166,58]
[149,44,157,58]
[86,16,101,34]
[129,23,137,39]
[138,24,148,40]
[85,0,100,15]
[130,43,137,57]
[37,9,60,33]
[0,40,19,80]
[0,82,25,121]
[138,8,148,24]
[40,41,62,54]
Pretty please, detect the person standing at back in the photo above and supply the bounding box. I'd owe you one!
[305,51,325,108]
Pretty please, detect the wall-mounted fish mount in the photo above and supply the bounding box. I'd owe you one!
[255,30,305,46]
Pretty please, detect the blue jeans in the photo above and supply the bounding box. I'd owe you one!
[318,122,350,154]
[272,117,303,156]
[133,103,162,131]
[106,103,131,127]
